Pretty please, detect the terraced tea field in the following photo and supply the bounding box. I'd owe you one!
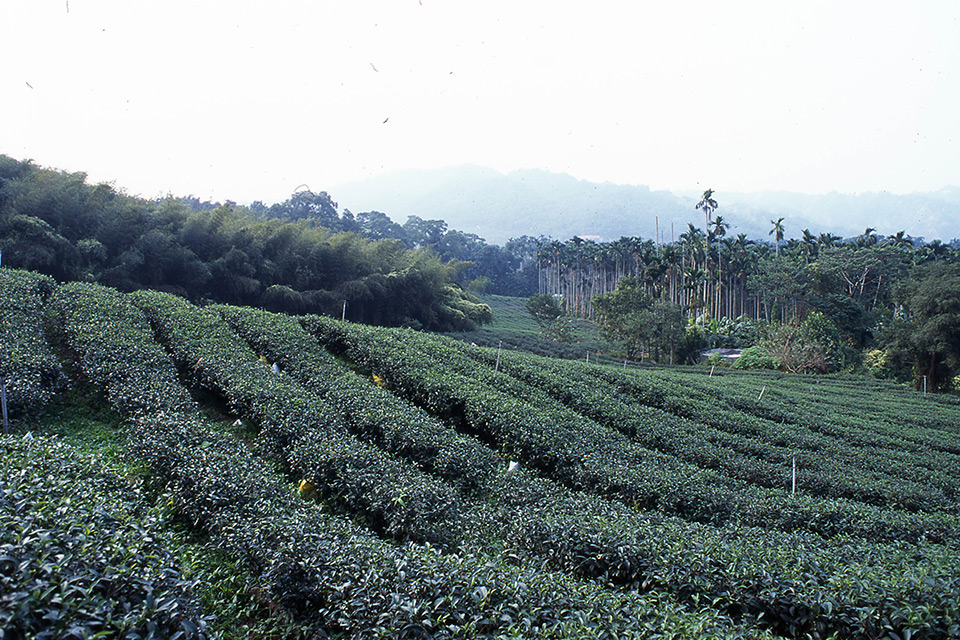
[2,268,959,639]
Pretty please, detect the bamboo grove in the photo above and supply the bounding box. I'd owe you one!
[0,155,494,331]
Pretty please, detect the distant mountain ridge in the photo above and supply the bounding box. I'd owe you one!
[331,166,960,245]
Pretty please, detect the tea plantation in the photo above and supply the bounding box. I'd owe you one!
[2,268,959,639]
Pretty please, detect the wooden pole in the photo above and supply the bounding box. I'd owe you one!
[1,377,7,435]
[757,385,766,402]
[495,341,502,373]
[710,364,715,378]
[341,300,347,321]
[792,455,796,495]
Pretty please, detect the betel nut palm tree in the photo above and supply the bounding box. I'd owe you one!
[711,215,730,317]
[769,217,785,256]
[696,190,719,316]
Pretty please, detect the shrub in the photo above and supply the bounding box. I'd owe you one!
[733,345,777,370]
[0,434,213,638]
[0,269,67,420]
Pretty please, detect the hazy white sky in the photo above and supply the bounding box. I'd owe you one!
[2,1,958,204]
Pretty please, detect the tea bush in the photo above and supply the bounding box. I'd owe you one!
[132,290,466,546]
[0,434,213,639]
[55,285,755,638]
[301,315,960,545]
[16,279,960,639]
[215,304,498,492]
[0,269,67,419]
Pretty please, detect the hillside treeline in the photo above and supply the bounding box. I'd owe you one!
[538,215,960,387]
[245,193,540,297]
[538,228,958,325]
[539,224,957,338]
[0,155,499,330]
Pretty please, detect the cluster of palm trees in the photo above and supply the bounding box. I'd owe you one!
[536,206,956,326]
[536,226,762,321]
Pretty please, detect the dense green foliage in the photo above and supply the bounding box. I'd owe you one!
[538,226,924,328]
[2,269,959,638]
[883,262,960,389]
[593,277,688,362]
[524,293,575,343]
[0,156,490,330]
[525,293,562,327]
[1,435,214,638]
[537,216,960,383]
[255,193,539,297]
[740,312,847,374]
[0,269,66,421]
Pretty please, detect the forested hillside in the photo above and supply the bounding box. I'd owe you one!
[5,156,960,391]
[538,221,956,324]
[2,268,959,639]
[0,155,492,330]
[535,201,960,388]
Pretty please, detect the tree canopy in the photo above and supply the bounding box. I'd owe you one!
[0,156,492,331]
[592,276,686,363]
[883,263,960,390]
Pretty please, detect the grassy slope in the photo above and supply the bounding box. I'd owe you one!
[452,294,608,359]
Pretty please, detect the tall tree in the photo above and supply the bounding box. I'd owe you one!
[695,189,718,228]
[769,217,785,256]
[696,189,719,315]
[593,276,684,362]
[711,214,730,317]
[857,228,879,248]
[818,232,841,250]
[800,229,818,264]
[403,216,448,248]
[884,263,960,390]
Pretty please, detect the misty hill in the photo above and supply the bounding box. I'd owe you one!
[332,166,960,245]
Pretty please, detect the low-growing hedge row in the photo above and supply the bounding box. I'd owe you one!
[50,282,197,417]
[0,269,67,419]
[606,365,960,491]
[211,306,960,639]
[301,316,960,544]
[478,469,960,640]
[131,290,466,546]
[301,315,749,521]
[460,343,802,485]
[215,304,498,492]
[421,333,954,512]
[0,433,213,639]
[462,344,952,511]
[130,410,756,639]
[700,371,960,470]
[632,369,960,516]
[56,284,753,638]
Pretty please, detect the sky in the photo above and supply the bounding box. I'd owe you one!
[2,1,958,205]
